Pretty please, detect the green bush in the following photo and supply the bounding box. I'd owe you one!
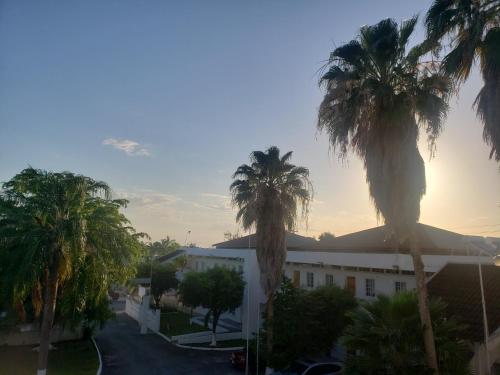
[342,292,471,375]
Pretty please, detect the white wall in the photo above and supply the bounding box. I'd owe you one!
[184,247,495,338]
[125,296,160,332]
[283,264,416,300]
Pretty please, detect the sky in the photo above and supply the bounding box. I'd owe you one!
[1,0,499,247]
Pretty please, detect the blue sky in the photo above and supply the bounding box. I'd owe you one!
[1,0,499,246]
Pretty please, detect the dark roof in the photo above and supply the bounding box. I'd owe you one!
[212,232,317,249]
[305,223,485,255]
[157,249,185,263]
[428,263,500,342]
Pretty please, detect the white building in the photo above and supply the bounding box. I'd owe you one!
[165,224,498,339]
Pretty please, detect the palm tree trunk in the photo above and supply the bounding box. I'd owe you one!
[266,291,274,353]
[410,235,439,374]
[211,311,220,347]
[37,269,59,375]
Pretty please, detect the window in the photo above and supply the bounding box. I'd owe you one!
[195,261,199,271]
[325,274,334,286]
[365,279,375,297]
[395,281,407,293]
[238,265,243,273]
[306,272,314,288]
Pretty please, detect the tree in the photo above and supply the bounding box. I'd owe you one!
[171,254,187,271]
[230,146,312,356]
[425,0,500,162]
[342,292,471,375]
[317,18,451,372]
[178,271,205,317]
[0,168,144,375]
[318,232,335,242]
[150,264,178,309]
[146,236,180,258]
[178,266,245,346]
[260,279,357,370]
[224,231,241,241]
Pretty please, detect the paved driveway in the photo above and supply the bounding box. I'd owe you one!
[95,313,242,375]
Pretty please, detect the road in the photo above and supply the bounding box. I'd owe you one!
[95,312,242,375]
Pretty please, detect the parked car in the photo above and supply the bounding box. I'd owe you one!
[230,350,246,370]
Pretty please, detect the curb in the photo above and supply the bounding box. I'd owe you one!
[91,337,103,375]
[153,330,244,351]
[176,343,244,351]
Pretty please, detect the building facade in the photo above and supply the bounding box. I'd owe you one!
[168,224,498,339]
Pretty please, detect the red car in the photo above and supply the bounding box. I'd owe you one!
[230,351,246,370]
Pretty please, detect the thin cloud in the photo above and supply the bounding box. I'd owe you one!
[201,193,230,199]
[102,138,151,156]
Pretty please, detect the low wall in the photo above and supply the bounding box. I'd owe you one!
[125,296,160,332]
[174,331,242,345]
[125,296,141,320]
[0,323,82,346]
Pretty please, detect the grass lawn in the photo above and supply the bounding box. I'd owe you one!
[0,339,98,375]
[160,311,207,337]
[187,339,246,348]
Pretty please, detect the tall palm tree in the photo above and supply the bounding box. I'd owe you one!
[317,18,451,373]
[425,0,500,162]
[230,146,312,354]
[0,168,143,375]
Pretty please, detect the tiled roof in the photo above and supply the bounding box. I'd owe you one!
[212,224,497,254]
[427,263,500,342]
[212,232,317,249]
[304,223,490,255]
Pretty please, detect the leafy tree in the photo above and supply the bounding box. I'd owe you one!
[261,279,357,370]
[318,232,335,242]
[171,254,187,271]
[178,266,245,346]
[146,236,180,258]
[150,264,178,309]
[178,271,205,316]
[134,262,178,308]
[304,284,357,354]
[0,168,144,375]
[425,0,500,162]
[317,18,451,372]
[342,292,471,375]
[230,146,312,355]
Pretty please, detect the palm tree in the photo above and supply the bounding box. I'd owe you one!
[0,168,143,375]
[317,18,451,373]
[425,0,500,162]
[230,146,312,355]
[342,293,470,375]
